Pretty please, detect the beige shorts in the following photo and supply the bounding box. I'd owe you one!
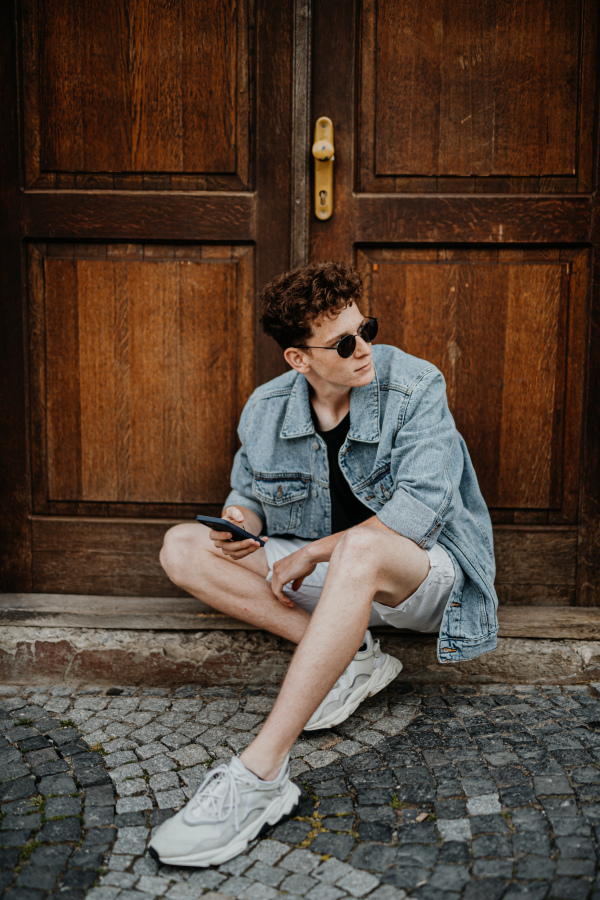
[264,536,455,633]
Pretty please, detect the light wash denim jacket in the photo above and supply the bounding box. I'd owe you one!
[224,344,498,663]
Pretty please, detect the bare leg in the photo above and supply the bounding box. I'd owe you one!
[160,523,311,644]
[241,524,429,780]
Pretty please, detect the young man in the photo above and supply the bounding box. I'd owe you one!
[150,261,497,867]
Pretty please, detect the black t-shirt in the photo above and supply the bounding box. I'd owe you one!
[312,409,373,534]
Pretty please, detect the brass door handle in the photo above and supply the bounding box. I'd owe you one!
[312,117,334,220]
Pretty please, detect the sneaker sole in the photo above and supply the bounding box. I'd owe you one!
[303,653,403,731]
[149,780,301,867]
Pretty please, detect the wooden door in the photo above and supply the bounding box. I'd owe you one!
[1,0,599,612]
[310,0,600,608]
[0,0,294,595]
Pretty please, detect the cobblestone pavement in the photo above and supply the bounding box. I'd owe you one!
[3,682,600,900]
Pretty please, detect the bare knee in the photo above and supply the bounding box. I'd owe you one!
[332,527,380,569]
[160,523,209,584]
[331,525,424,587]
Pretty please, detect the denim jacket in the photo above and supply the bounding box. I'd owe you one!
[224,344,498,663]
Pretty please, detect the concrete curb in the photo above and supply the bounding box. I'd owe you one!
[1,627,600,685]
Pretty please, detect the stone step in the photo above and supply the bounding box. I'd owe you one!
[1,596,599,687]
[1,593,600,637]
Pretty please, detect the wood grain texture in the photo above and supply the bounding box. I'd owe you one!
[38,0,83,172]
[577,0,599,193]
[497,585,574,607]
[24,0,250,187]
[496,264,562,507]
[309,0,356,262]
[23,193,255,241]
[254,0,294,385]
[30,518,188,596]
[359,0,590,192]
[0,0,31,591]
[45,258,82,500]
[493,527,577,587]
[31,517,185,553]
[577,200,600,605]
[2,596,595,636]
[290,0,312,267]
[28,245,49,514]
[353,196,591,244]
[28,517,576,601]
[0,593,229,629]
[375,0,443,177]
[358,248,586,515]
[493,1,578,175]
[31,246,254,508]
[497,607,600,639]
[77,259,124,501]
[558,249,589,525]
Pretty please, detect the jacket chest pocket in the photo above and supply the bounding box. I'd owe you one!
[360,465,394,507]
[252,475,310,535]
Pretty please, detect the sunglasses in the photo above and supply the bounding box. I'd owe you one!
[296,317,378,359]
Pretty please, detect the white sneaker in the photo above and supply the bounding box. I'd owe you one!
[148,755,300,867]
[303,631,402,731]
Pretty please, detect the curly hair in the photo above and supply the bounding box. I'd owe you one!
[260,260,363,350]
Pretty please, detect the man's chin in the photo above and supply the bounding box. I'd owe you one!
[354,360,374,382]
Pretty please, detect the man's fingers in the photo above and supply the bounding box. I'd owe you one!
[218,538,261,559]
[224,548,253,560]
[222,543,257,559]
[270,580,294,608]
[222,506,244,525]
[209,528,237,543]
[213,535,253,549]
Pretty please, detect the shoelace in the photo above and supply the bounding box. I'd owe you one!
[186,763,249,829]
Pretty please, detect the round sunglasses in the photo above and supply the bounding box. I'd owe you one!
[295,317,378,359]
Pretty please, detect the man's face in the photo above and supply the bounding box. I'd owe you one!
[301,302,376,389]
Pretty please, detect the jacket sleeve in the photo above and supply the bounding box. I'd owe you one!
[222,397,266,524]
[376,368,457,549]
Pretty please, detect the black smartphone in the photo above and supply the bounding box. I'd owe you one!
[196,515,266,547]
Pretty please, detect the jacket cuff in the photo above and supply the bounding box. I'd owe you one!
[376,487,443,549]
[222,490,265,524]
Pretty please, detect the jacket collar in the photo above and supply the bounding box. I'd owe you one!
[349,368,380,442]
[280,369,381,443]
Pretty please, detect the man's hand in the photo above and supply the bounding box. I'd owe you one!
[210,506,268,560]
[271,546,317,608]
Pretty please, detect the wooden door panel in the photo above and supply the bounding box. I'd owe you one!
[29,243,254,512]
[309,0,599,609]
[357,247,587,521]
[359,0,596,192]
[494,526,577,607]
[27,517,577,601]
[2,0,294,593]
[23,0,251,189]
[31,519,189,597]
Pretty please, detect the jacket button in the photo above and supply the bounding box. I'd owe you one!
[312,441,320,450]
[310,531,318,538]
[312,489,318,498]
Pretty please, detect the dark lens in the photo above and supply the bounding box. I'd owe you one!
[360,318,378,343]
[336,335,356,358]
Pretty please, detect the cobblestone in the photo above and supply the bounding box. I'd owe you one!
[2,682,600,899]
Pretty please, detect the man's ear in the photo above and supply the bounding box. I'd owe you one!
[284,346,311,373]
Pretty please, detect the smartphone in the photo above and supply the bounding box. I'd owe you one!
[196,515,266,547]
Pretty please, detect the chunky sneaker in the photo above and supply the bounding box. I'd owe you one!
[303,631,402,731]
[148,755,300,867]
